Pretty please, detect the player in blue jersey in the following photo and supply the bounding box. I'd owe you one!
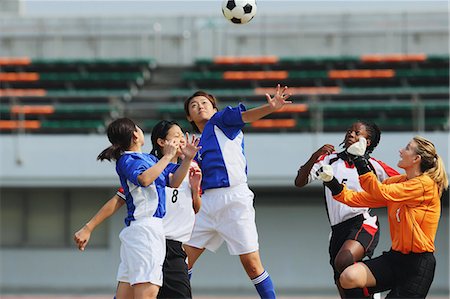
[95,118,199,299]
[75,120,202,299]
[182,84,291,299]
[295,121,399,299]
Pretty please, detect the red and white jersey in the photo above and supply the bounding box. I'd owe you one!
[309,152,399,226]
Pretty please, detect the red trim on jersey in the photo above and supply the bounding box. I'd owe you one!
[118,187,124,194]
[362,223,378,236]
[371,158,400,177]
[316,154,328,163]
[315,151,339,163]
[344,160,355,168]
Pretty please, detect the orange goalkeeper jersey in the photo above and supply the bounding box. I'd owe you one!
[334,172,440,254]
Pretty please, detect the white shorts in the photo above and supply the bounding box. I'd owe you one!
[186,184,259,255]
[116,217,165,286]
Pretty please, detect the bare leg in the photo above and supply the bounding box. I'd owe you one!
[116,281,133,299]
[340,262,377,289]
[334,239,366,297]
[183,244,205,269]
[239,250,265,279]
[133,282,160,299]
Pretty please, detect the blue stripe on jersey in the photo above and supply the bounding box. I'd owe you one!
[196,104,247,190]
[116,152,176,226]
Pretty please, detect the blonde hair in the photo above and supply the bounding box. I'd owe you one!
[413,136,449,196]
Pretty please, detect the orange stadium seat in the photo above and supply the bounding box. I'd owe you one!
[214,56,279,64]
[251,119,296,128]
[0,57,31,66]
[10,105,55,115]
[0,120,41,130]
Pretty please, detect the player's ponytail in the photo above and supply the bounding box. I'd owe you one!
[414,136,449,196]
[97,118,137,161]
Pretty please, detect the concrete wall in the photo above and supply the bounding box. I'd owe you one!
[1,132,448,187]
[1,198,448,295]
[0,11,448,65]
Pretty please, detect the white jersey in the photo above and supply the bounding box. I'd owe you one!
[309,152,398,227]
[163,175,196,243]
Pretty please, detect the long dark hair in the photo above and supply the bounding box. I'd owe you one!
[97,118,137,161]
[150,120,182,159]
[184,90,218,133]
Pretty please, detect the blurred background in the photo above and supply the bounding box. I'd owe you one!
[0,0,448,297]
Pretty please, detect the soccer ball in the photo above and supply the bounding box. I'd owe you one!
[222,0,257,25]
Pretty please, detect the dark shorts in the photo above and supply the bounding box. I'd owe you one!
[329,214,380,280]
[157,239,192,299]
[365,250,436,298]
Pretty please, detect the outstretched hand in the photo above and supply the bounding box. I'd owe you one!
[347,137,367,156]
[316,165,334,182]
[266,84,292,111]
[181,132,201,160]
[189,162,202,191]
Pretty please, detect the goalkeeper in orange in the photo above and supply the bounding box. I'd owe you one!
[317,136,448,298]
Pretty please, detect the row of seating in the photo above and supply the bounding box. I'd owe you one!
[0,57,155,133]
[167,53,448,132]
[1,55,448,133]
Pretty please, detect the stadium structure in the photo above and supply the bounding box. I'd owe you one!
[0,1,448,296]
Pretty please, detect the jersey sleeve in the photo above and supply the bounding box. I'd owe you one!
[212,104,246,139]
[118,157,150,187]
[333,183,387,208]
[163,162,180,186]
[359,172,431,205]
[308,154,328,184]
[116,187,126,200]
[370,158,400,181]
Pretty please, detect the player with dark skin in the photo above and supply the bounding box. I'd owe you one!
[295,121,398,298]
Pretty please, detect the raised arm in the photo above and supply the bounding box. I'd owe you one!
[316,165,387,208]
[295,144,334,187]
[138,139,178,187]
[333,183,387,208]
[170,133,201,188]
[74,193,124,251]
[189,162,202,213]
[241,84,291,123]
[347,137,425,203]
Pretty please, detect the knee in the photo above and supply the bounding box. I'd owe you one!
[334,249,355,274]
[339,266,362,289]
[245,264,261,278]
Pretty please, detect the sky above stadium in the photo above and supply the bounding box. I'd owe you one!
[21,0,447,16]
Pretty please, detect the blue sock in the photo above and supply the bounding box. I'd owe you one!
[188,268,193,280]
[251,270,276,299]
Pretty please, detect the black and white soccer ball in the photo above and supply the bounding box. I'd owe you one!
[222,0,257,25]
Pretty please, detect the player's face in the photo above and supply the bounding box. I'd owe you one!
[163,125,185,156]
[187,96,217,124]
[344,123,368,148]
[397,140,420,169]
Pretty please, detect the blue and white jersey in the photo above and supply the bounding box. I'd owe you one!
[116,152,177,226]
[196,104,247,191]
[117,161,197,242]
